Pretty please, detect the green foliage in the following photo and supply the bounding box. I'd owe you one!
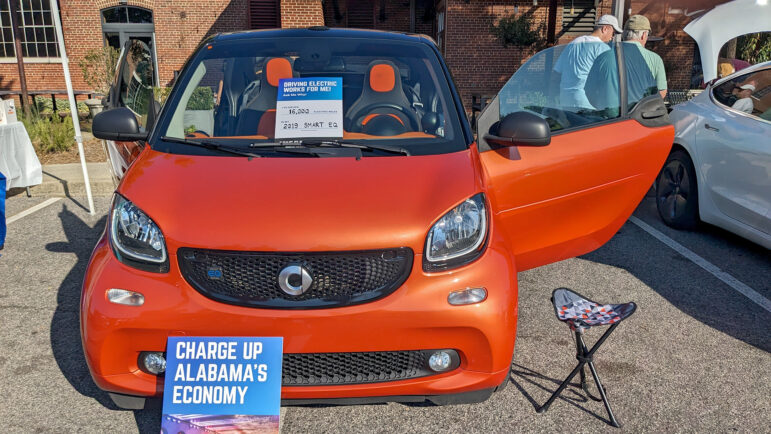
[184,125,197,135]
[186,87,214,111]
[153,86,173,104]
[20,113,75,154]
[737,33,771,64]
[78,46,121,96]
[491,13,543,48]
[33,98,88,115]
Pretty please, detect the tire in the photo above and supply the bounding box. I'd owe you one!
[655,149,699,229]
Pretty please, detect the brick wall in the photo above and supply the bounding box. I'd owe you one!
[443,0,552,112]
[0,0,697,109]
[281,0,324,28]
[0,0,249,99]
[443,0,694,111]
[628,1,696,90]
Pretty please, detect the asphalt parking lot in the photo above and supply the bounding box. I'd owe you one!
[1,191,769,433]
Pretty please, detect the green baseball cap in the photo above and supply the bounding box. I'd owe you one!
[624,14,663,41]
[625,14,651,31]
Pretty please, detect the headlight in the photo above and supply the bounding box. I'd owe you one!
[109,194,168,272]
[424,193,487,271]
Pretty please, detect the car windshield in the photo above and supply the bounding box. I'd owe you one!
[154,35,465,156]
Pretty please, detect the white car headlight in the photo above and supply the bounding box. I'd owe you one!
[424,193,487,270]
[110,194,168,271]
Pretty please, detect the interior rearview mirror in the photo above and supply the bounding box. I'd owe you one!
[421,111,439,133]
[92,107,148,141]
[484,111,551,148]
[146,100,161,131]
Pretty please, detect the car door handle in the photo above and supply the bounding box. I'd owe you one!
[704,123,720,132]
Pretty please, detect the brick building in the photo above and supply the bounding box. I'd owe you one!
[0,0,710,112]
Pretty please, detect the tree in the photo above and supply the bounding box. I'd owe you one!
[79,46,121,96]
[736,33,771,65]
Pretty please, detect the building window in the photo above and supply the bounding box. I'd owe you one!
[100,6,154,51]
[0,0,60,58]
[101,6,152,24]
[345,0,374,29]
[249,0,280,29]
[562,0,597,37]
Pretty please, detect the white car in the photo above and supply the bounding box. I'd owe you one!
[656,61,770,248]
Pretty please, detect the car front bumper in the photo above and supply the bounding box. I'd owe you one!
[80,232,518,402]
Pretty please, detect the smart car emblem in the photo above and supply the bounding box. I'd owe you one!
[277,264,313,296]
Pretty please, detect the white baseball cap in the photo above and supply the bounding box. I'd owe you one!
[738,83,756,91]
[597,15,622,33]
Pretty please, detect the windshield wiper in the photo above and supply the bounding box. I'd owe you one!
[299,140,411,156]
[161,136,262,159]
[246,139,410,158]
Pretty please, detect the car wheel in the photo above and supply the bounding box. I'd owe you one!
[656,150,699,229]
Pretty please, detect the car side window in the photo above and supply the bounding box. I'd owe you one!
[498,43,621,133]
[118,40,155,131]
[712,68,771,121]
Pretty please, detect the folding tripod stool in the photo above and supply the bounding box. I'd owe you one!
[537,288,637,428]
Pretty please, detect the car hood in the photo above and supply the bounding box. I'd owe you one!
[118,148,482,254]
[684,0,770,82]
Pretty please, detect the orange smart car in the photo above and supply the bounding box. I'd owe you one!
[85,28,673,409]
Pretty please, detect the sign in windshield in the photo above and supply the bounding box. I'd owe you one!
[275,77,344,139]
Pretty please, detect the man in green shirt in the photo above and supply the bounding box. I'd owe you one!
[623,15,667,98]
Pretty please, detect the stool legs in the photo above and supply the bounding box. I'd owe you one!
[587,357,619,427]
[537,323,621,428]
[536,356,585,413]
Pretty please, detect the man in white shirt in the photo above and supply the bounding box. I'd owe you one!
[554,15,622,110]
[731,83,755,114]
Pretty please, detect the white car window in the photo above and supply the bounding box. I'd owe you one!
[712,67,771,121]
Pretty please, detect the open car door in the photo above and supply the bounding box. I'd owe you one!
[476,42,674,271]
[103,39,157,183]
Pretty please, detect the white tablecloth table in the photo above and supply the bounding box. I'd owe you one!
[0,122,42,190]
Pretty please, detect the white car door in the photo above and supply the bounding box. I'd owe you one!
[696,66,771,234]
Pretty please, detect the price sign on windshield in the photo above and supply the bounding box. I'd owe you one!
[275,77,343,139]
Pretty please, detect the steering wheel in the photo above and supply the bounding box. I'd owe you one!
[349,102,420,132]
[186,130,211,138]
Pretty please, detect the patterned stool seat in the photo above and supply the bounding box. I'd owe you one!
[552,288,636,331]
[537,288,638,428]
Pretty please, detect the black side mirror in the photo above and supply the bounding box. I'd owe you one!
[484,111,551,148]
[92,107,148,141]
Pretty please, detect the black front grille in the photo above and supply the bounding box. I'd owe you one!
[178,247,413,309]
[282,351,431,386]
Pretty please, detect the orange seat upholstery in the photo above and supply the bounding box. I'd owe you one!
[345,60,419,135]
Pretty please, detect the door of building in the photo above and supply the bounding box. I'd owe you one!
[101,6,159,87]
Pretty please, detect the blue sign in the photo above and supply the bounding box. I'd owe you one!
[275,77,344,139]
[162,337,283,432]
[277,77,343,101]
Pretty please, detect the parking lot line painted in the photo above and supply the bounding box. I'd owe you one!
[629,216,771,313]
[6,198,62,225]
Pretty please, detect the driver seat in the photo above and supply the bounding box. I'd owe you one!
[345,60,418,134]
[235,57,293,137]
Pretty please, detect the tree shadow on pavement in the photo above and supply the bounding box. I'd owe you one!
[46,204,161,433]
[580,225,771,353]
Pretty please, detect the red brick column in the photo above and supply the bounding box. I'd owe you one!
[281,0,324,28]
